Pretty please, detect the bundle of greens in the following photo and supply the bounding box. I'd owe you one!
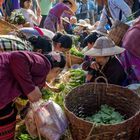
[85,104,124,125]
[70,47,84,58]
[10,10,26,25]
[42,69,85,107]
[67,69,85,88]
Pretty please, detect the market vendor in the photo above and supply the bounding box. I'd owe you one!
[120,16,140,84]
[83,36,127,86]
[0,33,73,55]
[0,51,66,139]
[0,35,52,54]
[82,32,102,82]
[43,0,76,33]
[52,32,73,53]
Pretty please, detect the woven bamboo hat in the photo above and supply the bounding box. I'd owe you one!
[61,17,70,23]
[75,19,90,27]
[63,0,77,12]
[85,36,125,57]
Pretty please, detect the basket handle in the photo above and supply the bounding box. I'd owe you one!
[95,76,108,87]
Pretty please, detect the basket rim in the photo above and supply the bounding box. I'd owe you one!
[64,82,140,127]
[0,19,18,29]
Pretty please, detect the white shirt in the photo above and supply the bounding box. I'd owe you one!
[20,8,41,27]
[98,0,132,28]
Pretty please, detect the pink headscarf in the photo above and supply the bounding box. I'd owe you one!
[122,17,140,58]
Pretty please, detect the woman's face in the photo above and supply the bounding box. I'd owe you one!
[95,56,109,66]
[46,67,62,83]
[24,0,32,9]
[70,18,77,24]
[87,42,94,50]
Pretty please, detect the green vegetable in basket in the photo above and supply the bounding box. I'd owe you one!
[70,47,84,58]
[85,104,124,124]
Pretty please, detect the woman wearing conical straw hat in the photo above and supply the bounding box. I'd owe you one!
[83,36,127,85]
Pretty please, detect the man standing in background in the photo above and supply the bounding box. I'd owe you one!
[39,0,55,27]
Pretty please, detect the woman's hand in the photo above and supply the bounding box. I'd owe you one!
[27,86,42,102]
[45,82,61,93]
[90,61,100,71]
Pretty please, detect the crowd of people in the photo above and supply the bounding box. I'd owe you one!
[0,0,140,139]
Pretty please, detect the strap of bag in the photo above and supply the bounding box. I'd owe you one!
[105,3,113,27]
[119,10,122,21]
[30,102,42,140]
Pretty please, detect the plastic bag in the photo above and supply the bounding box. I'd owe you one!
[25,109,38,138]
[25,100,68,140]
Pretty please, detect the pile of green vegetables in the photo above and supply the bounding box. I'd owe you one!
[70,47,84,58]
[85,104,124,125]
[42,69,85,107]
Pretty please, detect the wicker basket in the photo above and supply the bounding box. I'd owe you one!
[108,20,129,46]
[66,53,84,68]
[0,19,18,35]
[64,80,140,140]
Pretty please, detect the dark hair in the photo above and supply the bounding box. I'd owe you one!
[83,32,101,46]
[63,0,72,5]
[45,53,66,68]
[28,36,52,54]
[52,32,63,43]
[20,0,32,8]
[57,35,73,49]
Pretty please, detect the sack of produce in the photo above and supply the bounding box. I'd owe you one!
[64,79,140,140]
[25,100,68,140]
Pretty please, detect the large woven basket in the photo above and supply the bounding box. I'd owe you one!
[66,53,84,68]
[64,81,140,140]
[108,20,129,46]
[0,19,18,35]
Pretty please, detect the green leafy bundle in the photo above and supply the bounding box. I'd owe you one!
[10,10,26,25]
[85,104,124,125]
[42,69,85,107]
[70,47,84,58]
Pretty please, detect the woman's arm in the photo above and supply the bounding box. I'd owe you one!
[10,52,42,102]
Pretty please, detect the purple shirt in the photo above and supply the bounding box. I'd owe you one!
[0,51,51,109]
[50,3,70,22]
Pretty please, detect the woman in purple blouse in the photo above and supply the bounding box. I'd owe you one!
[43,0,76,33]
[0,51,66,139]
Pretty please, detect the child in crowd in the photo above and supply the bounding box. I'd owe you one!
[19,0,42,27]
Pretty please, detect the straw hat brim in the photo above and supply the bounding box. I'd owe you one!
[61,17,70,24]
[75,23,89,27]
[91,30,108,36]
[84,46,125,57]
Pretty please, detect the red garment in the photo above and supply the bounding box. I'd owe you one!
[34,26,44,36]
[0,51,51,109]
